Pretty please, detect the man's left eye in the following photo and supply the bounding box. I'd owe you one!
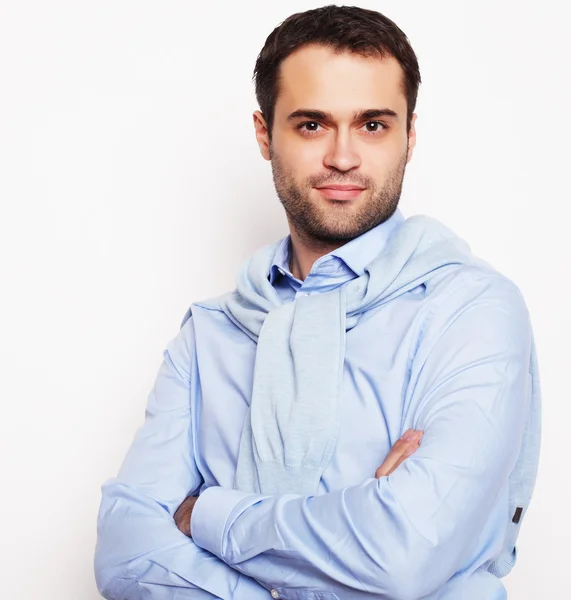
[363,121,386,133]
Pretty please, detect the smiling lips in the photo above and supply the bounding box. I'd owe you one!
[315,184,365,200]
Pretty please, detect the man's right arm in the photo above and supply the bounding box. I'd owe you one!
[94,316,269,600]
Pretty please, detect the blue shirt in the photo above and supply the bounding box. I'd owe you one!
[95,208,532,600]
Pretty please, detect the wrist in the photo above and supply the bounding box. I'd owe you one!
[188,496,198,534]
[174,495,198,537]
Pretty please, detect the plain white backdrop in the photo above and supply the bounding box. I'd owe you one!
[1,1,569,598]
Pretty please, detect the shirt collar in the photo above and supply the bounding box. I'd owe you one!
[268,236,292,285]
[269,207,406,284]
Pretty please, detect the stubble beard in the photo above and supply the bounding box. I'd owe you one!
[270,146,408,244]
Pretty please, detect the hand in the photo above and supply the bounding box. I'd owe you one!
[375,429,424,478]
[174,495,199,537]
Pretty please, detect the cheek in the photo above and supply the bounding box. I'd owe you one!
[278,127,327,161]
[278,144,323,179]
[366,132,405,157]
[362,136,407,170]
[296,147,325,175]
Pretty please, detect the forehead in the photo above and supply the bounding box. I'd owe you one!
[275,44,407,118]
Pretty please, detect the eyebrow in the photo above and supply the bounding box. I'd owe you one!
[286,108,399,123]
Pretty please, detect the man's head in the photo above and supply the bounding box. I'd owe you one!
[252,5,421,244]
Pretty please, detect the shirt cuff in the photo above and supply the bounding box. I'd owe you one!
[191,486,266,560]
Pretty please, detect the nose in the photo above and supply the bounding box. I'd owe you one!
[323,129,361,172]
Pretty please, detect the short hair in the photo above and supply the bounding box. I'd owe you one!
[253,5,421,137]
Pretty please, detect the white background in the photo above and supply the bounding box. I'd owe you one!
[1,1,568,598]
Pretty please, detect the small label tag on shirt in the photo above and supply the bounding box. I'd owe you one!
[512,507,523,524]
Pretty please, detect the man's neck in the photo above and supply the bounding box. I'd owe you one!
[287,226,350,281]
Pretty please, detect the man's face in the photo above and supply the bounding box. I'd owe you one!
[254,44,416,243]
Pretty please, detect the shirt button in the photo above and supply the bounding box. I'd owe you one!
[270,589,279,599]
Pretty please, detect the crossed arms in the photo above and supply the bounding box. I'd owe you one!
[95,275,532,599]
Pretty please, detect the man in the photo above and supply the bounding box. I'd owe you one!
[95,5,540,599]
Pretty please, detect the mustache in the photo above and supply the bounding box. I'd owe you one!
[308,174,373,188]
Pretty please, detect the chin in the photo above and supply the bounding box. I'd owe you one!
[310,220,366,243]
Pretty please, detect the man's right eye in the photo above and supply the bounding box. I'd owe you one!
[297,122,323,135]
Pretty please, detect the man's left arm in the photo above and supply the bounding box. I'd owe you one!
[189,276,533,599]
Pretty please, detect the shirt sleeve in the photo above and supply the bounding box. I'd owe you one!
[191,274,533,600]
[94,316,269,600]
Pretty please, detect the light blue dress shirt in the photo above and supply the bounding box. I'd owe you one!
[95,208,532,600]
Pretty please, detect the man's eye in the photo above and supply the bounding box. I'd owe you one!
[362,121,387,133]
[298,122,322,134]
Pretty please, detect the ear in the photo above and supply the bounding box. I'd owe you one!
[253,110,271,161]
[406,113,417,164]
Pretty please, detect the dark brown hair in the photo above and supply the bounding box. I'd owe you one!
[253,5,421,137]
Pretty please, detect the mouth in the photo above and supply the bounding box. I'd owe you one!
[314,185,366,200]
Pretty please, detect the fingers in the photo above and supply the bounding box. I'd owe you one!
[375,430,422,478]
[375,429,424,479]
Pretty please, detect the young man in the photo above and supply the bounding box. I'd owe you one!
[95,6,540,599]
